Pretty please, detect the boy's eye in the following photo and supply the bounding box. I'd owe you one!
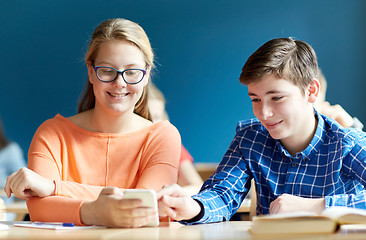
[272,96,283,101]
[251,98,260,103]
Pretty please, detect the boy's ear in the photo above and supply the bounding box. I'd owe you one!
[307,78,320,103]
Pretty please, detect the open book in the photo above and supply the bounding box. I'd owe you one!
[250,207,366,236]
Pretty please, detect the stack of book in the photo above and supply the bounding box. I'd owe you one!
[250,207,366,236]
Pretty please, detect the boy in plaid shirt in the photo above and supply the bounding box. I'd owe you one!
[157,38,366,224]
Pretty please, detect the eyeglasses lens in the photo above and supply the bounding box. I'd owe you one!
[96,68,144,83]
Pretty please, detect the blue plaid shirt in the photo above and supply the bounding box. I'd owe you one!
[184,110,366,224]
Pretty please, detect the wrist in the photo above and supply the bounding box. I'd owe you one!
[80,200,94,226]
[185,199,204,222]
[311,198,325,214]
[318,198,326,212]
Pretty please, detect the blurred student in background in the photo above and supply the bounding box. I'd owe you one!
[148,83,203,194]
[0,117,26,219]
[0,117,26,198]
[315,69,363,130]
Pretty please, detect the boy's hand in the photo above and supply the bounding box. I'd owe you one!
[157,184,201,221]
[270,193,325,215]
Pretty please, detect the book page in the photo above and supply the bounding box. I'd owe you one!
[253,211,317,220]
[322,207,366,224]
[0,223,9,231]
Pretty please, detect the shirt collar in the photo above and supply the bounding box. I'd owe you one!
[276,108,325,159]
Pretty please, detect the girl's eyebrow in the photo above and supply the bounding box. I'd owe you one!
[95,61,143,68]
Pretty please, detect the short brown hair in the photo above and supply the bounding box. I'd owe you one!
[239,38,319,92]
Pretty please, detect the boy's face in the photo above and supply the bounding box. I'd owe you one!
[247,74,317,150]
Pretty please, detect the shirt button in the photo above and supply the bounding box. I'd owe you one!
[292,163,297,167]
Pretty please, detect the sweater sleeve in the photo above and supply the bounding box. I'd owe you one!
[27,120,105,200]
[26,119,105,223]
[27,196,84,225]
[134,122,181,191]
[28,152,108,200]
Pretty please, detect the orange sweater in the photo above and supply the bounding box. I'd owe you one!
[27,114,181,225]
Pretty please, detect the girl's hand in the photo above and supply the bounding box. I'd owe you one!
[80,187,157,228]
[4,167,55,200]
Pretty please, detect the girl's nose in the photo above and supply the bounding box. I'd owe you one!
[112,74,127,88]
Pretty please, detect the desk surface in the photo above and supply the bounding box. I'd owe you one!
[4,201,27,215]
[1,221,366,240]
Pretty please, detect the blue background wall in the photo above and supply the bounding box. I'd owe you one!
[1,0,365,163]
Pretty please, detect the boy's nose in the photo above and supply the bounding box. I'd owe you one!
[259,104,273,120]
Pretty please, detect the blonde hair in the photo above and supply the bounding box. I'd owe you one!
[240,38,319,93]
[78,18,154,120]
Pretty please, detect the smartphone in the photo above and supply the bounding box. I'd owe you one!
[123,189,159,227]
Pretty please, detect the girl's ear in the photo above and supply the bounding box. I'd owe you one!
[87,61,94,84]
[142,65,151,87]
[307,78,320,103]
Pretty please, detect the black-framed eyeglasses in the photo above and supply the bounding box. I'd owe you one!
[92,64,147,84]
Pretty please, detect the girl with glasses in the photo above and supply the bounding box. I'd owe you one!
[5,18,181,228]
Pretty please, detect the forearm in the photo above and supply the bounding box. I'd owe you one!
[27,196,84,225]
[189,156,251,223]
[29,155,107,200]
[54,180,105,200]
[184,191,233,224]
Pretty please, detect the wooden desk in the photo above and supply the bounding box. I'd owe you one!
[1,190,29,221]
[195,162,218,182]
[4,201,28,221]
[1,221,366,240]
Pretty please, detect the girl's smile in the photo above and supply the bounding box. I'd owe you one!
[87,39,149,116]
